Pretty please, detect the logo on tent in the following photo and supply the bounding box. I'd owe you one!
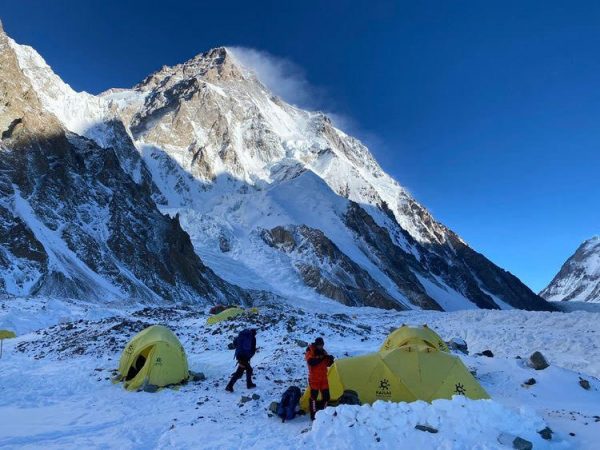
[454,383,466,395]
[375,378,392,399]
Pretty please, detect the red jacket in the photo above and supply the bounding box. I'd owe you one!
[305,344,330,390]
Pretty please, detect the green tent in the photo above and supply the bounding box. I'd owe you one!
[206,307,258,325]
[116,325,189,391]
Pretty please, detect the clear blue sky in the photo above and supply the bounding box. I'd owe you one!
[2,1,599,292]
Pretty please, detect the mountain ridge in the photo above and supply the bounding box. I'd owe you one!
[0,26,554,311]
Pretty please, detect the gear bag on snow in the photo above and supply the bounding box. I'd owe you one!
[276,386,302,422]
[233,329,255,360]
[337,389,361,406]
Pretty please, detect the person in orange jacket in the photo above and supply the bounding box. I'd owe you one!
[305,337,334,420]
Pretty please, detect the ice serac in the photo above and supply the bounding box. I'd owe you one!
[3,31,554,311]
[541,236,600,303]
[0,26,246,303]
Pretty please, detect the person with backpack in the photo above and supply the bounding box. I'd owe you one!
[305,337,334,420]
[225,328,257,392]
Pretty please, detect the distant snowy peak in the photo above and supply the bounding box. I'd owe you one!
[541,236,600,303]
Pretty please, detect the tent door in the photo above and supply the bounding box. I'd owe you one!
[126,346,153,381]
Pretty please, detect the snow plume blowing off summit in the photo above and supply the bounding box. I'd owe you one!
[227,46,356,133]
[0,26,554,312]
[227,47,319,109]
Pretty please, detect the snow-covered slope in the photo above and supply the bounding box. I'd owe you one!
[541,236,600,303]
[0,298,598,449]
[2,27,553,311]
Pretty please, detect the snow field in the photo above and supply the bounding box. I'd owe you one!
[0,299,599,449]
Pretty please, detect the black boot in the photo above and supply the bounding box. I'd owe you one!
[246,367,256,389]
[226,367,243,392]
[309,398,317,421]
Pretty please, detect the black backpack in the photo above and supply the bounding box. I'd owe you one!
[276,386,302,422]
[233,329,255,359]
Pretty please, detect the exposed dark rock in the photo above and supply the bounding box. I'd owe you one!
[529,352,549,370]
[448,338,468,354]
[219,235,231,252]
[345,201,554,312]
[261,224,404,310]
[578,377,591,390]
[538,426,553,440]
[415,425,438,433]
[294,339,308,348]
[344,203,442,310]
[498,433,532,450]
[189,371,206,382]
[261,226,296,251]
[512,437,533,450]
[523,378,536,386]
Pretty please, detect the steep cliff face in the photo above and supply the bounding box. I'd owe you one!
[1,27,554,311]
[541,237,600,303]
[0,25,246,304]
[261,225,403,310]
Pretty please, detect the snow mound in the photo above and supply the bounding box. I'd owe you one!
[305,397,564,450]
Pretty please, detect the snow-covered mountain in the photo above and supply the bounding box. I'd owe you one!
[541,236,600,303]
[0,24,553,311]
[0,23,247,303]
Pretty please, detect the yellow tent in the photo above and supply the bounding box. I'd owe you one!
[0,329,16,358]
[116,325,189,391]
[380,324,449,352]
[300,325,488,410]
[206,307,258,325]
[0,330,16,340]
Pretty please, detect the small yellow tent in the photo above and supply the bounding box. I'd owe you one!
[380,324,449,352]
[0,329,16,358]
[116,325,189,391]
[300,325,488,410]
[0,330,16,340]
[206,307,258,325]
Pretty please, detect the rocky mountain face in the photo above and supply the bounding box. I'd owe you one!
[0,26,554,311]
[0,24,246,303]
[541,236,600,303]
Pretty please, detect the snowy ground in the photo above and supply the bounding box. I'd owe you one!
[0,297,599,449]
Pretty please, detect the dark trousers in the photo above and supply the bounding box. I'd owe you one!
[228,357,254,387]
[309,388,330,420]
